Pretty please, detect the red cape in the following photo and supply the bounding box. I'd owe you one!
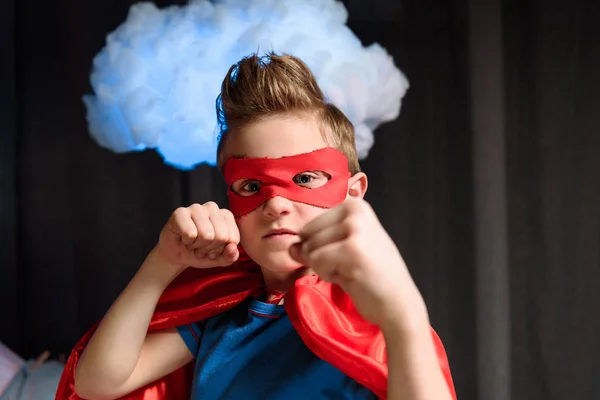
[56,254,456,399]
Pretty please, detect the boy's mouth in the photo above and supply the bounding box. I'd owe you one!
[263,228,298,238]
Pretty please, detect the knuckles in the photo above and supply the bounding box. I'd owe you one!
[203,201,219,211]
[219,208,235,220]
[197,228,215,241]
[340,215,361,236]
[341,199,373,221]
[188,203,204,212]
[172,206,189,218]
[213,231,229,243]
[339,200,373,237]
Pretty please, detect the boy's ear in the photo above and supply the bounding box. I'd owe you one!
[347,172,368,199]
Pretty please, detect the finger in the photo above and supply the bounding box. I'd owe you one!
[187,242,238,268]
[189,204,214,248]
[299,204,347,240]
[170,207,198,246]
[185,248,208,268]
[303,241,347,283]
[289,242,306,265]
[214,242,240,267]
[221,209,240,245]
[205,209,240,260]
[300,223,350,255]
[203,204,230,254]
[195,242,238,267]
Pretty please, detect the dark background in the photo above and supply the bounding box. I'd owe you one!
[1,0,598,399]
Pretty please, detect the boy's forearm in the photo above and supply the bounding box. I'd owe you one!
[382,319,454,400]
[75,249,183,392]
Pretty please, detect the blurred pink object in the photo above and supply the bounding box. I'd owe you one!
[0,342,25,395]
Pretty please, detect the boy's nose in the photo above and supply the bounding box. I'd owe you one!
[262,196,293,219]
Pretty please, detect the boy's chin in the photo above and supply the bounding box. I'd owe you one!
[257,253,304,273]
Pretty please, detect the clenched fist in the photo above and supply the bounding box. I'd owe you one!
[155,202,240,269]
[289,198,428,331]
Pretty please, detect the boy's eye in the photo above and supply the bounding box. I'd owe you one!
[243,181,261,192]
[294,174,313,184]
[232,179,261,196]
[292,171,330,189]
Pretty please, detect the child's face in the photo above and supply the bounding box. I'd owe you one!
[222,114,347,273]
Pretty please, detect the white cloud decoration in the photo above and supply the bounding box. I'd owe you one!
[83,0,409,169]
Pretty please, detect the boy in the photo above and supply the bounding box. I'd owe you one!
[59,53,456,399]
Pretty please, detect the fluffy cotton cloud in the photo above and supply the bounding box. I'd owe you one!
[84,0,409,169]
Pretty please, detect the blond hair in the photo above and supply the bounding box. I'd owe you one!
[215,52,360,174]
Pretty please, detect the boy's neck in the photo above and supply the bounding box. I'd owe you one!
[261,266,314,302]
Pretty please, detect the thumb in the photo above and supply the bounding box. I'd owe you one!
[289,242,306,264]
[215,243,240,267]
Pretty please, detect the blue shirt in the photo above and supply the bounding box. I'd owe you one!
[177,298,377,400]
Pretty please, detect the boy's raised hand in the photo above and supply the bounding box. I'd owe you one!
[289,198,428,332]
[155,202,240,269]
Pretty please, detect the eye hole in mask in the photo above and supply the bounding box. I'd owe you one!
[231,170,332,197]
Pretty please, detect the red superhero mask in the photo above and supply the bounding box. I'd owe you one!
[223,147,351,218]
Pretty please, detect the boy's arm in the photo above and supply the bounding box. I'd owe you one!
[382,316,454,400]
[290,198,455,399]
[74,250,193,400]
[74,202,241,400]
